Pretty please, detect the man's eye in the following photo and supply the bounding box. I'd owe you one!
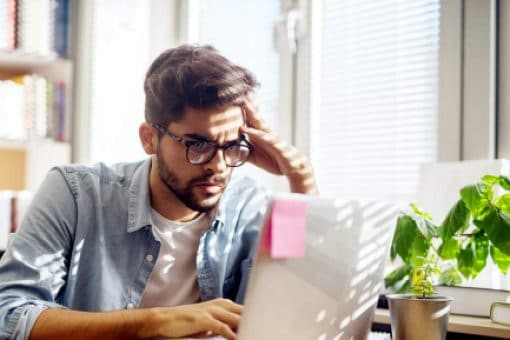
[189,140,212,153]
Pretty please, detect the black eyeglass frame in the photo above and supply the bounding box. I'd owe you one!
[152,123,253,167]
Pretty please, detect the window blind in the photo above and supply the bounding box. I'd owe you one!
[315,0,440,201]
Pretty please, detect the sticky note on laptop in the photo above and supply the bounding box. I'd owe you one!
[262,199,308,258]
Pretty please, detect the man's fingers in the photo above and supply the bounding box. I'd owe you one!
[242,101,271,133]
[240,126,277,145]
[211,308,242,329]
[242,126,294,157]
[216,298,243,315]
[207,318,236,340]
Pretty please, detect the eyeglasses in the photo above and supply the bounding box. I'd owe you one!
[152,123,253,167]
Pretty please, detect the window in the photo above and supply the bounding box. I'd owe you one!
[311,0,441,202]
[88,0,150,164]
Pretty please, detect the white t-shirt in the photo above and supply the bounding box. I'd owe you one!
[139,209,212,308]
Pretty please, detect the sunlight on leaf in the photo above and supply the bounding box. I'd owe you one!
[490,245,510,274]
[438,238,461,260]
[439,199,470,240]
[495,194,510,214]
[498,176,510,191]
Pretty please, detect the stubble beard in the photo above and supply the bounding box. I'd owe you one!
[156,147,229,213]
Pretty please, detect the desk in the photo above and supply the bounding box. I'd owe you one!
[374,308,510,339]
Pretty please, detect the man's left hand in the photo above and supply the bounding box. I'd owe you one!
[240,96,318,195]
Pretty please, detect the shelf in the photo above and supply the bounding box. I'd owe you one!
[374,308,510,338]
[0,138,70,151]
[0,139,27,150]
[0,51,71,74]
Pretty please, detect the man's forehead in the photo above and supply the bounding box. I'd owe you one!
[173,105,245,136]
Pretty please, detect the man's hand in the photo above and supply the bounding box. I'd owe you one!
[30,298,242,340]
[144,298,242,339]
[240,96,318,194]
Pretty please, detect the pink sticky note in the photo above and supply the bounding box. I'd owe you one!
[262,199,308,259]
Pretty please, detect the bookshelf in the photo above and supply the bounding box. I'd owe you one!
[0,0,73,192]
[0,52,73,191]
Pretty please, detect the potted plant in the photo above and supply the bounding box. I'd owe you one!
[384,174,510,340]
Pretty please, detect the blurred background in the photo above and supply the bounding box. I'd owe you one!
[0,0,509,313]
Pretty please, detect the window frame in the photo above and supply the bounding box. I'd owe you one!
[498,0,510,158]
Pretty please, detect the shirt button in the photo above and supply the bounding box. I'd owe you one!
[146,254,154,262]
[127,303,134,309]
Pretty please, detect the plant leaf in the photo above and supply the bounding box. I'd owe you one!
[384,264,412,288]
[439,266,463,286]
[411,267,436,296]
[457,243,476,279]
[495,194,510,214]
[438,238,461,259]
[498,176,510,191]
[460,183,491,219]
[408,209,438,240]
[475,208,510,255]
[439,199,470,239]
[410,203,432,220]
[482,175,499,185]
[490,244,510,274]
[410,234,429,266]
[396,278,412,294]
[472,233,489,276]
[390,215,418,263]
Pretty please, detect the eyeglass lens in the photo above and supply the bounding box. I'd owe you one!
[187,142,250,166]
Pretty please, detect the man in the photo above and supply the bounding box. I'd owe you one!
[0,45,317,339]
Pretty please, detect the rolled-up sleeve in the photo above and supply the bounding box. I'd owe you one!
[0,168,76,339]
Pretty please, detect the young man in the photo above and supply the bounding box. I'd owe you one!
[0,45,317,339]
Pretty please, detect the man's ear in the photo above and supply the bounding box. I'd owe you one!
[139,122,157,155]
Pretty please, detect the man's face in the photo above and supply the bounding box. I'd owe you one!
[155,105,245,213]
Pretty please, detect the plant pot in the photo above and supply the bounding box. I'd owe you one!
[386,294,452,340]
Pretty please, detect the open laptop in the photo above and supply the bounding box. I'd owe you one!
[235,195,399,340]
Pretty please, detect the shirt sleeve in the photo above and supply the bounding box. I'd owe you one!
[0,168,76,340]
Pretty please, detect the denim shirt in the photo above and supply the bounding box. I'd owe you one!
[0,159,268,339]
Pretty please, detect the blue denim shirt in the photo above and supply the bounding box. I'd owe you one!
[0,159,268,339]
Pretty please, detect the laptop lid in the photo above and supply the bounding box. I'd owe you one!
[237,195,399,340]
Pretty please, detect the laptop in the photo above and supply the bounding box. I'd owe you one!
[235,195,399,340]
[182,195,398,340]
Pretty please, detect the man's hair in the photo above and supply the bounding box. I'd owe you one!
[144,44,259,127]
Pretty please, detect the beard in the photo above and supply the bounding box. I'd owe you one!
[156,146,230,213]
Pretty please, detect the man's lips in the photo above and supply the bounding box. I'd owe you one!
[194,181,225,194]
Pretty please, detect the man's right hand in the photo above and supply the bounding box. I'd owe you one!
[143,298,243,339]
[30,298,243,340]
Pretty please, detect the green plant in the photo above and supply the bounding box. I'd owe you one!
[385,174,510,298]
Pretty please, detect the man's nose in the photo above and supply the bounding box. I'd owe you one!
[204,148,228,173]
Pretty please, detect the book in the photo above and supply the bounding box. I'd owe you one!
[0,0,70,56]
[0,74,68,142]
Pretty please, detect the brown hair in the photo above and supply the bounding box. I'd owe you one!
[144,44,259,127]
